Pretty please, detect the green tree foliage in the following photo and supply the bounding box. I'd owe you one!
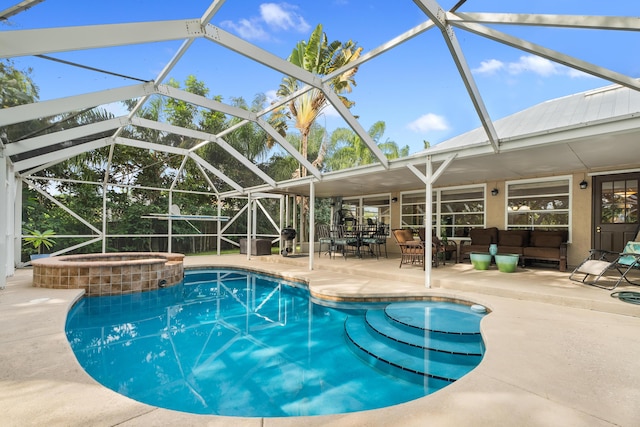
[1,59,43,145]
[326,121,409,171]
[0,59,38,108]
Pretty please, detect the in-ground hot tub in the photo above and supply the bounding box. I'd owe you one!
[31,252,184,296]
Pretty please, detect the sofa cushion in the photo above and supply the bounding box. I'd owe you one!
[530,230,566,248]
[523,246,560,258]
[469,227,498,245]
[498,230,529,247]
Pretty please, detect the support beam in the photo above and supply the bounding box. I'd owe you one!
[425,156,433,288]
[246,193,252,260]
[13,137,114,172]
[413,0,500,152]
[189,153,244,193]
[0,20,205,58]
[203,24,324,89]
[5,117,129,157]
[309,180,315,270]
[0,83,155,127]
[0,0,46,21]
[453,13,640,31]
[23,178,102,234]
[0,154,7,289]
[130,117,276,187]
[157,85,257,121]
[452,19,640,92]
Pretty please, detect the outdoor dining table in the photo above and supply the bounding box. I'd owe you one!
[341,225,379,258]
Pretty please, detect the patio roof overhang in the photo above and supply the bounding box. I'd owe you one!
[235,100,640,199]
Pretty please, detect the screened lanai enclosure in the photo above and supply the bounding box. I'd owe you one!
[2,0,640,288]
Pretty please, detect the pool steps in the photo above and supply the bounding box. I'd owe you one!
[344,303,484,385]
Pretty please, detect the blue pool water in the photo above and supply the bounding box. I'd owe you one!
[65,268,486,417]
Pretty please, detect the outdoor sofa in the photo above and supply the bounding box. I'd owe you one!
[459,227,568,271]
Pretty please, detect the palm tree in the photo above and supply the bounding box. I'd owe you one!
[326,121,410,171]
[271,23,362,178]
[270,24,362,240]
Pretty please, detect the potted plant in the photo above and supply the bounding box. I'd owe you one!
[24,229,56,260]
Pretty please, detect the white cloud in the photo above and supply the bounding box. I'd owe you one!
[407,113,449,133]
[220,18,268,41]
[567,68,595,79]
[221,3,310,41]
[472,59,504,75]
[260,3,310,32]
[474,55,594,79]
[508,55,558,76]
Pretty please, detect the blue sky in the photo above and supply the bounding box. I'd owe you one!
[2,0,639,154]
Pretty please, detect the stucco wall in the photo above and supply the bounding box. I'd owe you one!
[386,174,594,268]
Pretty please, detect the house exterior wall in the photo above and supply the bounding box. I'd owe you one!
[570,172,593,268]
[385,171,596,269]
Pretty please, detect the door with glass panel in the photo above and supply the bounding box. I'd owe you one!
[593,173,639,252]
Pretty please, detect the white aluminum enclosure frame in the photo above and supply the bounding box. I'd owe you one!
[1,0,640,290]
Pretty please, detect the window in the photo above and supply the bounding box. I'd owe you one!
[401,185,485,237]
[601,178,638,224]
[506,177,570,232]
[439,187,485,237]
[400,192,427,229]
[341,194,390,226]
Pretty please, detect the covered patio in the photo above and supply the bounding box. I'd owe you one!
[1,253,639,425]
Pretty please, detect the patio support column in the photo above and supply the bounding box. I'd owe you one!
[168,191,173,253]
[425,156,433,288]
[102,144,115,253]
[293,195,297,255]
[0,154,7,289]
[101,175,108,253]
[251,196,257,237]
[309,180,315,270]
[216,197,222,256]
[280,195,286,255]
[246,192,251,260]
[13,166,21,270]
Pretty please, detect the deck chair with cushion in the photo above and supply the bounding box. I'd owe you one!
[569,241,640,290]
[417,228,457,265]
[333,224,360,260]
[316,224,334,258]
[361,224,389,259]
[392,228,437,269]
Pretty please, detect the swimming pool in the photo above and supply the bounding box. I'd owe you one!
[65,268,486,417]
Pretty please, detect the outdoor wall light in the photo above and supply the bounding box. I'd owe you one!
[491,188,499,196]
[391,197,398,203]
[579,180,588,189]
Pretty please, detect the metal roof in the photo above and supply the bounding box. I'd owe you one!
[267,84,640,198]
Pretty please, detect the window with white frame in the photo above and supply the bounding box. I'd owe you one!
[439,186,485,237]
[506,177,570,233]
[341,194,390,226]
[401,185,485,237]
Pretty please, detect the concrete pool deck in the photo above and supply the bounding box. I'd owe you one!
[1,253,639,426]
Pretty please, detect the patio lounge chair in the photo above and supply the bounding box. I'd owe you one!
[569,241,640,290]
[392,228,437,269]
